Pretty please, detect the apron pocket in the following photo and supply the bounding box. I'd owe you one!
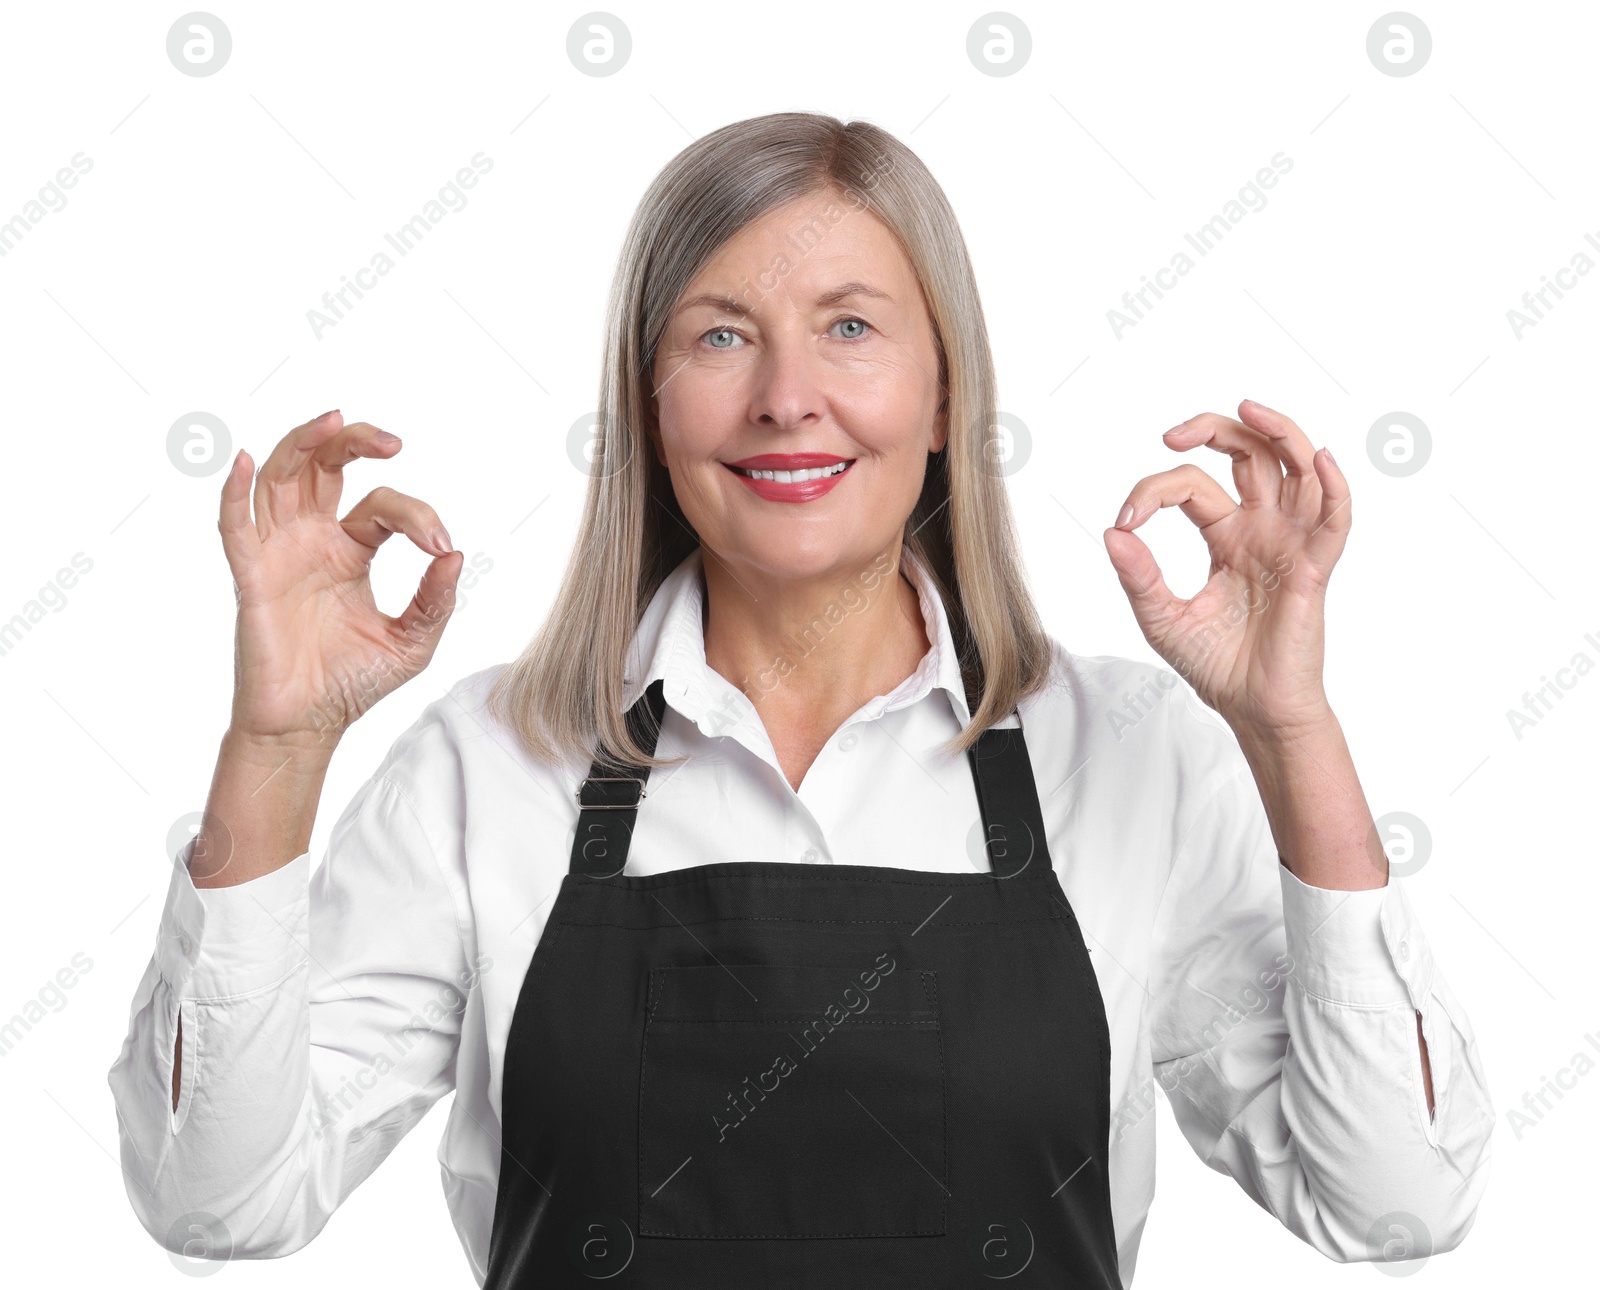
[639,961,947,1239]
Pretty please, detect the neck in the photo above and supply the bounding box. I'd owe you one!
[700,542,930,735]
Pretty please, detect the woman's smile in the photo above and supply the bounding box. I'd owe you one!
[645,181,947,582]
[723,452,856,502]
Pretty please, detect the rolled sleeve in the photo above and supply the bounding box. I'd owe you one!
[1277,865,1411,1007]
[107,768,471,1263]
[1150,755,1494,1266]
[157,839,312,1000]
[1277,864,1450,1125]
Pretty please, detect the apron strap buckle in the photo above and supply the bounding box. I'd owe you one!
[577,776,647,810]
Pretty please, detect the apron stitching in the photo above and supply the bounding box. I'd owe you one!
[569,877,1056,896]
[554,915,1071,931]
[647,1019,938,1027]
[637,972,655,1233]
[922,969,952,1206]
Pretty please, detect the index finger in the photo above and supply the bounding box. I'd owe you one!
[254,411,403,529]
[1160,409,1284,506]
[255,409,346,485]
[1168,401,1319,497]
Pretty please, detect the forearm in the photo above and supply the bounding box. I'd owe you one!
[193,728,335,888]
[1232,709,1383,892]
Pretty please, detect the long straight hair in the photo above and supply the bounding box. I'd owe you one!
[488,111,1051,770]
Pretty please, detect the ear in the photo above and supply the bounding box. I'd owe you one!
[643,383,669,467]
[930,395,949,453]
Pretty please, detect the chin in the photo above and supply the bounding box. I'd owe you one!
[719,533,878,584]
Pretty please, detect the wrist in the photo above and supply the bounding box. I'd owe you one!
[220,726,337,777]
[1228,694,1337,752]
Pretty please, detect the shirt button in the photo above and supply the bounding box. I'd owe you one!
[1397,940,1409,961]
[178,933,193,955]
[801,848,819,864]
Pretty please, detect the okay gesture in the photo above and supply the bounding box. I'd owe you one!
[1102,399,1352,738]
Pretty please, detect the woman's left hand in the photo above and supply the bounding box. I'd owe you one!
[1102,399,1351,739]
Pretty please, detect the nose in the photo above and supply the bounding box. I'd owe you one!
[748,329,825,432]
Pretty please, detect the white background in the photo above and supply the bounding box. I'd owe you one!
[1,0,1592,1284]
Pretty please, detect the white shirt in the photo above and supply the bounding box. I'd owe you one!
[108,546,1494,1285]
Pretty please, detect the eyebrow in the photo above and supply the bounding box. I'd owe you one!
[815,280,893,308]
[674,280,894,317]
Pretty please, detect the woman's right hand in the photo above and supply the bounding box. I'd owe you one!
[217,409,463,749]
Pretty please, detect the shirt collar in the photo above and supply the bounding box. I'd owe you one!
[622,546,972,737]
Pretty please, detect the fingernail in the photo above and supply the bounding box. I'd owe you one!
[431,528,452,553]
[1322,446,1336,466]
[376,430,401,444]
[1115,502,1134,529]
[315,409,339,422]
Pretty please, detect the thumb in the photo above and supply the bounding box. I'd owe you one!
[394,549,464,653]
[1103,526,1182,642]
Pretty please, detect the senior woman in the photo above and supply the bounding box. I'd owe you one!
[110,112,1492,1286]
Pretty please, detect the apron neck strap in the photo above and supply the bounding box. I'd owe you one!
[569,678,667,879]
[566,681,1050,880]
[965,722,1052,879]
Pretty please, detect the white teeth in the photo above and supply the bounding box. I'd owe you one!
[735,461,850,482]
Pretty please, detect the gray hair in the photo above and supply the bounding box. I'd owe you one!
[488,110,1050,769]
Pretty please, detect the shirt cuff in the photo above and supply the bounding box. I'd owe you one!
[1278,863,1432,1011]
[157,838,312,1000]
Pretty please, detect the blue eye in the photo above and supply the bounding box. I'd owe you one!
[703,327,740,349]
[832,317,870,339]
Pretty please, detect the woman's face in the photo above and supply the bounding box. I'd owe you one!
[648,186,948,586]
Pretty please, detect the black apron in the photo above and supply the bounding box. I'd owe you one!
[481,679,1121,1287]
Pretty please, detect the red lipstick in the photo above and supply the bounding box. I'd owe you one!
[723,453,855,503]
